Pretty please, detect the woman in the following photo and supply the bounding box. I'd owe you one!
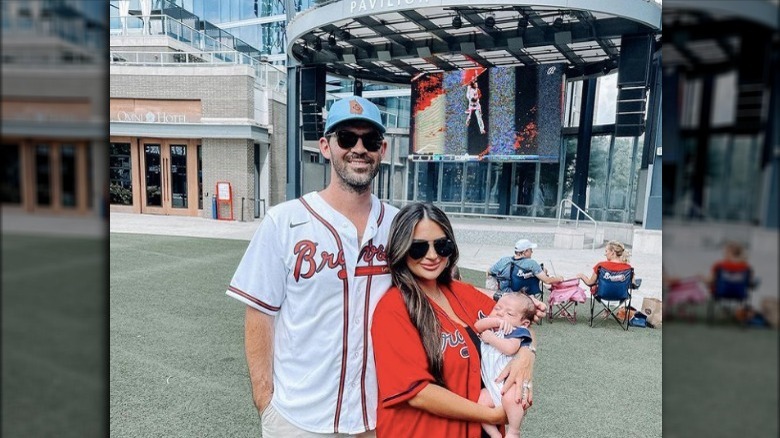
[576,240,632,294]
[371,203,541,437]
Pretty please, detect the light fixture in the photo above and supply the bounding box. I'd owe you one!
[485,13,495,28]
[341,30,351,41]
[328,32,337,47]
[553,16,563,29]
[518,14,529,29]
[452,15,462,29]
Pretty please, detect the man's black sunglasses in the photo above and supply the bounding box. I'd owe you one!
[408,238,455,260]
[330,130,384,152]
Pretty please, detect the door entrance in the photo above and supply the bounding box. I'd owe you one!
[139,139,197,215]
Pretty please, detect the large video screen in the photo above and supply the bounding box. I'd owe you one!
[410,64,564,162]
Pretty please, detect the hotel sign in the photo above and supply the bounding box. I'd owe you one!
[110,99,202,124]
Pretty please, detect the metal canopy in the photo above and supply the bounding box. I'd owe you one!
[662,1,779,74]
[286,1,661,84]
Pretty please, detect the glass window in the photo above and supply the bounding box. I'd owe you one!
[1,143,22,204]
[537,161,561,218]
[681,77,702,129]
[564,80,582,128]
[594,73,617,125]
[198,144,203,210]
[723,136,760,221]
[60,144,77,207]
[440,163,463,203]
[463,162,487,206]
[607,136,635,211]
[561,136,578,201]
[514,163,536,206]
[35,144,51,206]
[144,144,162,207]
[110,143,133,205]
[711,71,737,127]
[703,135,729,218]
[586,135,612,220]
[170,145,188,208]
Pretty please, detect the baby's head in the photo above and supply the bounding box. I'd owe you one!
[490,292,535,328]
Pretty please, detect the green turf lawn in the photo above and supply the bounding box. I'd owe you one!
[2,234,105,437]
[108,233,776,438]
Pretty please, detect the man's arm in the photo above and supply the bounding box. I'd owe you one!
[536,270,563,285]
[245,306,275,413]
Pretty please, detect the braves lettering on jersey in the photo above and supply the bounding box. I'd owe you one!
[371,280,495,438]
[227,191,398,434]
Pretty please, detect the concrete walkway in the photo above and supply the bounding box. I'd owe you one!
[1,210,662,302]
[107,212,663,303]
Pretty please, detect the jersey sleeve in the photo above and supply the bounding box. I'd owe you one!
[505,327,533,344]
[371,291,434,408]
[226,213,286,315]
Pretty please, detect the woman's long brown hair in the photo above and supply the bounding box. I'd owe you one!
[386,203,460,385]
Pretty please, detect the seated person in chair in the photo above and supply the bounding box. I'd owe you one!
[487,239,563,300]
[706,240,753,296]
[576,240,633,294]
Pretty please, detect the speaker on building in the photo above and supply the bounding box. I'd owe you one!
[617,34,652,87]
[301,102,324,141]
[300,65,326,106]
[353,79,363,96]
[735,31,771,132]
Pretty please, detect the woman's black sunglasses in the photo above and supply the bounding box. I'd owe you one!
[408,238,455,260]
[331,130,384,152]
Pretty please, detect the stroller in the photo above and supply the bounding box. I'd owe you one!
[547,278,588,324]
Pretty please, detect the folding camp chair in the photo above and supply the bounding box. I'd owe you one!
[589,266,640,330]
[547,278,587,324]
[666,276,709,320]
[707,266,756,324]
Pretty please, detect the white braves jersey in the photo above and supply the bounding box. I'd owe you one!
[227,191,398,434]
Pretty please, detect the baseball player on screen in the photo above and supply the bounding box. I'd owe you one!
[227,96,397,437]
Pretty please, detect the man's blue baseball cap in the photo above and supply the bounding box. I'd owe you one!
[324,96,386,135]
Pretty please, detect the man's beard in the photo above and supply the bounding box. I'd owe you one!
[331,152,380,194]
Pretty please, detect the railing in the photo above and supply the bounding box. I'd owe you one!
[110,49,285,90]
[111,14,263,64]
[556,199,599,250]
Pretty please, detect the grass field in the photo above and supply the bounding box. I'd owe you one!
[107,233,777,437]
[2,234,105,437]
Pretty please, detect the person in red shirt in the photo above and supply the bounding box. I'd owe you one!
[576,240,633,295]
[707,240,752,291]
[372,203,544,438]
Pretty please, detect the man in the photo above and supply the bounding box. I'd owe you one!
[488,238,564,300]
[227,96,542,437]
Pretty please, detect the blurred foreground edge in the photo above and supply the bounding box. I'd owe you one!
[663,1,778,437]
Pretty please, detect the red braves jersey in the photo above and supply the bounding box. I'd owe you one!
[227,192,398,434]
[371,280,495,438]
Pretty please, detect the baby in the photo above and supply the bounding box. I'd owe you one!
[475,292,536,438]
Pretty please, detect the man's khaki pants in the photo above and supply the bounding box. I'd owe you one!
[261,404,376,438]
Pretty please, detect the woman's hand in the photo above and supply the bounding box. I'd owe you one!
[529,295,546,324]
[496,347,534,407]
